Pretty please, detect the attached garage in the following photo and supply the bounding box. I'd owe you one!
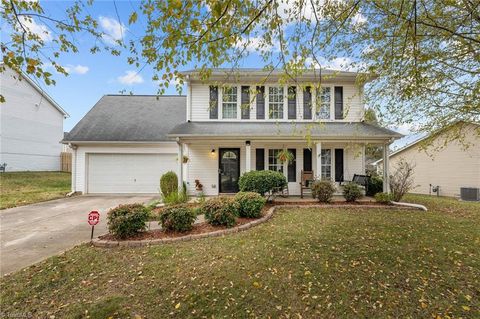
[62,95,186,194]
[87,153,177,193]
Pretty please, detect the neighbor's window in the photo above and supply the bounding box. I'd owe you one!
[268,149,283,173]
[222,87,238,119]
[321,149,332,180]
[317,87,331,119]
[268,87,284,119]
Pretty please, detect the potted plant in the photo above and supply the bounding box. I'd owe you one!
[195,179,203,193]
[277,149,294,164]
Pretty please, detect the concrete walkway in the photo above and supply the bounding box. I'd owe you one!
[0,195,157,276]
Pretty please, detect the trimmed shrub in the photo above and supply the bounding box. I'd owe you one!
[238,170,287,198]
[342,182,363,202]
[375,192,393,204]
[366,175,383,196]
[311,180,336,203]
[234,192,266,218]
[160,171,178,197]
[201,196,238,228]
[159,204,196,232]
[107,203,149,239]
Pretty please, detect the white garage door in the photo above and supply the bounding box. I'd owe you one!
[87,153,177,193]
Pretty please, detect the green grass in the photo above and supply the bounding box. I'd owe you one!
[1,195,479,318]
[0,171,71,209]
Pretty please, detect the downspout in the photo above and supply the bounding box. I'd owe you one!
[67,143,77,196]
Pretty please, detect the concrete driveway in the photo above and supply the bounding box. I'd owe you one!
[0,195,157,276]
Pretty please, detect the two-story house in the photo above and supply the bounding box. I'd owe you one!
[63,68,401,195]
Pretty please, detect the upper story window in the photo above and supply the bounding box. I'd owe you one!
[222,87,237,119]
[268,87,284,119]
[317,87,331,120]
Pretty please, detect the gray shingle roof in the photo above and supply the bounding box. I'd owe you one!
[64,95,186,142]
[168,121,402,140]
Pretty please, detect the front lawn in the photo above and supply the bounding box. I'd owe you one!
[0,171,71,209]
[1,195,479,318]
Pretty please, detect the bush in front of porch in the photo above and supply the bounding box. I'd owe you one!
[238,170,287,200]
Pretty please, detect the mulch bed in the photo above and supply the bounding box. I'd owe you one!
[99,214,268,242]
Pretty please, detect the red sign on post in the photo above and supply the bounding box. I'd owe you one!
[88,211,100,226]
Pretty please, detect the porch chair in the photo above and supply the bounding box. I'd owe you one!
[299,170,314,198]
[341,174,370,193]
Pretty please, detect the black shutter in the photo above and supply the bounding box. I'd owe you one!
[303,148,312,171]
[256,86,265,119]
[303,86,312,119]
[209,86,218,119]
[335,149,344,182]
[255,148,265,170]
[241,86,250,119]
[287,149,296,182]
[334,86,343,120]
[288,86,296,119]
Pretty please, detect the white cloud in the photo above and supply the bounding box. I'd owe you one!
[99,16,127,45]
[20,16,52,42]
[351,12,367,26]
[234,36,280,53]
[64,64,89,75]
[305,56,362,72]
[117,70,144,85]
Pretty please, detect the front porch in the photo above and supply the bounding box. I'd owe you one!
[177,138,392,197]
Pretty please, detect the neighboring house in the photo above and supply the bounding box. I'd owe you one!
[63,68,401,195]
[1,67,69,171]
[374,122,480,198]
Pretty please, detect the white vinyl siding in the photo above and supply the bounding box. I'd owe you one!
[189,82,364,122]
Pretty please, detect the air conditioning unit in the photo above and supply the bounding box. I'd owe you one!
[460,187,480,201]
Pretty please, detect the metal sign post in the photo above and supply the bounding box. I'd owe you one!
[88,211,100,241]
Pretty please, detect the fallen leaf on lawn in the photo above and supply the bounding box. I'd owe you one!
[462,306,470,311]
[175,303,181,309]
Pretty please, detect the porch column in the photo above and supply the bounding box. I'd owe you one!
[382,143,390,193]
[245,141,251,172]
[177,140,183,191]
[315,142,322,179]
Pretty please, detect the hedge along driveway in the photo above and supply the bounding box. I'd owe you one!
[1,195,479,318]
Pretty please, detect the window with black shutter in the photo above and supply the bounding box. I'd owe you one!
[241,86,250,119]
[288,86,296,119]
[255,148,265,170]
[303,86,312,119]
[303,148,312,171]
[334,86,343,120]
[287,149,296,182]
[256,86,265,119]
[209,86,218,119]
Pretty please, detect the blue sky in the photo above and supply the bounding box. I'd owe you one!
[3,1,416,149]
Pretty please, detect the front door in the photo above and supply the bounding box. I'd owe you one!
[219,148,240,193]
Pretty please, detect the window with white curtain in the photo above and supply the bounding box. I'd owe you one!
[268,149,283,173]
[317,87,331,119]
[222,86,237,119]
[268,87,284,119]
[321,149,332,180]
